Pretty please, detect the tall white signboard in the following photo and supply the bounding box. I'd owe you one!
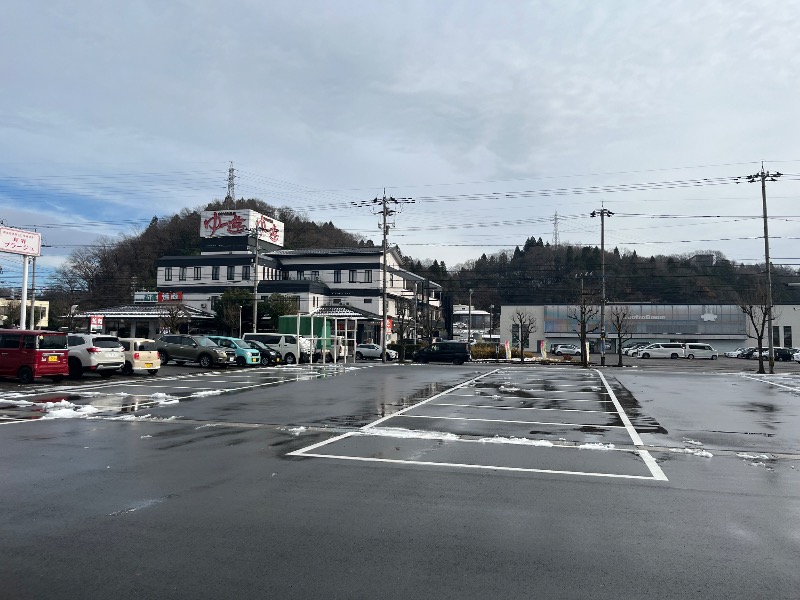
[0,227,42,328]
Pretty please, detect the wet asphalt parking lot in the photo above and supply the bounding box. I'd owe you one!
[1,357,799,599]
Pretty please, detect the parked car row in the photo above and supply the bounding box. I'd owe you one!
[0,329,292,384]
[728,346,800,361]
[625,342,719,359]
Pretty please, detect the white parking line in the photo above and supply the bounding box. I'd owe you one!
[595,369,668,481]
[432,402,614,414]
[395,414,629,428]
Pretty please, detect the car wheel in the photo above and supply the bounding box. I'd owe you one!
[17,366,34,384]
[453,358,464,365]
[686,354,694,360]
[68,358,83,379]
[148,369,159,375]
[158,351,169,365]
[556,351,563,356]
[284,353,296,365]
[711,355,718,360]
[121,361,134,375]
[236,356,246,367]
[641,353,650,358]
[355,352,363,360]
[198,354,212,368]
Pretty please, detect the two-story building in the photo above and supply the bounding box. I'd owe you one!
[155,208,441,343]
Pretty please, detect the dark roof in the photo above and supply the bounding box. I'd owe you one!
[311,304,381,320]
[73,304,216,319]
[268,247,384,257]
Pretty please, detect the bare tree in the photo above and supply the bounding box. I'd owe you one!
[608,304,635,367]
[509,308,537,361]
[738,283,772,374]
[159,303,191,335]
[567,278,599,368]
[394,296,415,361]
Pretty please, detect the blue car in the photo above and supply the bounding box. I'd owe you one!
[207,336,261,366]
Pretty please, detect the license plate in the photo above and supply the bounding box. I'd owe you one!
[47,355,58,362]
[108,352,120,358]
[145,363,153,368]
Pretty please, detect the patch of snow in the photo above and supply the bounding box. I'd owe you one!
[736,453,771,460]
[360,427,460,441]
[683,438,704,446]
[478,436,554,447]
[287,426,307,435]
[671,447,713,458]
[578,442,616,450]
[140,435,152,439]
[41,405,100,419]
[191,390,223,397]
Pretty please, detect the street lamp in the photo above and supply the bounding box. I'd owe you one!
[468,289,473,343]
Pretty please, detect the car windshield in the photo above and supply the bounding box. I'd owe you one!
[230,339,249,348]
[37,333,68,350]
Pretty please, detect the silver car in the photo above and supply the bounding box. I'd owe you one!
[355,343,398,360]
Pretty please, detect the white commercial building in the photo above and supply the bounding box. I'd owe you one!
[499,303,800,354]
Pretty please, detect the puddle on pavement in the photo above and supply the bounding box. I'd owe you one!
[316,382,449,428]
[3,368,356,420]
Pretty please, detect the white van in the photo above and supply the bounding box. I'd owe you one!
[242,333,311,364]
[684,343,718,360]
[637,343,685,359]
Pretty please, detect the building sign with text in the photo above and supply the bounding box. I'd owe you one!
[199,209,284,247]
[0,227,41,257]
[158,292,183,302]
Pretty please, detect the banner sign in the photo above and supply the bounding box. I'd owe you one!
[0,227,41,257]
[200,209,284,246]
[134,292,158,303]
[158,291,183,302]
[90,315,104,332]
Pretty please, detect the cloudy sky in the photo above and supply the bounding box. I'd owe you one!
[2,0,799,293]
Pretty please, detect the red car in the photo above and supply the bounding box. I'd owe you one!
[0,329,69,383]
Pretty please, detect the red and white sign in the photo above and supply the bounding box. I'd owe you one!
[158,291,183,302]
[90,315,104,332]
[0,227,41,257]
[200,209,284,247]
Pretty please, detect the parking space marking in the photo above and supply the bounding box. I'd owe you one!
[432,403,615,415]
[291,450,661,480]
[740,373,800,391]
[395,414,630,429]
[595,370,667,481]
[290,367,669,482]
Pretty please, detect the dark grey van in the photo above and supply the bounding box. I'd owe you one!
[412,341,472,365]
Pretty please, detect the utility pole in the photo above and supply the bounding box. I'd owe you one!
[741,165,782,374]
[352,191,414,362]
[468,289,473,343]
[28,256,37,329]
[252,226,261,333]
[591,207,613,366]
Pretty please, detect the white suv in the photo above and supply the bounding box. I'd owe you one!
[637,343,684,359]
[553,344,582,356]
[67,333,125,379]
